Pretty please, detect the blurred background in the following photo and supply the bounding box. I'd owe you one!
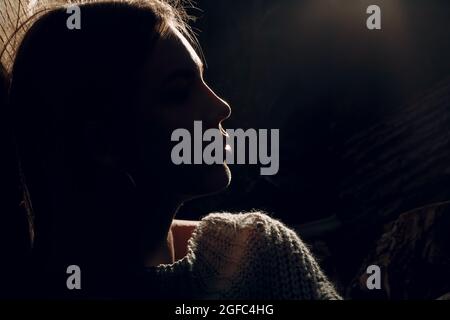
[179,0,450,223]
[178,0,450,299]
[1,0,450,299]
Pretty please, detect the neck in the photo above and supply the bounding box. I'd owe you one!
[139,193,183,267]
[39,174,185,274]
[32,165,187,297]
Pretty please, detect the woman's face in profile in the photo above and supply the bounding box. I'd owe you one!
[136,26,232,199]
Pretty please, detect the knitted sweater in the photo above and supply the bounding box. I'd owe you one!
[149,212,342,300]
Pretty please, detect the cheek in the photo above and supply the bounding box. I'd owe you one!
[135,109,189,171]
[135,98,220,178]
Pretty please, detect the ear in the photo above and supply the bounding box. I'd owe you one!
[81,118,119,170]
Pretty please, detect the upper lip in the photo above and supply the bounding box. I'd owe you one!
[219,124,229,138]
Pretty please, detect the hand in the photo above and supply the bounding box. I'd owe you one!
[171,219,200,260]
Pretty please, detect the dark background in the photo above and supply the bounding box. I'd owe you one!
[178,0,450,224]
[1,0,450,299]
[175,0,450,298]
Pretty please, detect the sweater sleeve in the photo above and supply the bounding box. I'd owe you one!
[188,212,342,300]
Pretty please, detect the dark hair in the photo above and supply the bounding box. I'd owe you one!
[9,0,198,298]
[0,63,31,298]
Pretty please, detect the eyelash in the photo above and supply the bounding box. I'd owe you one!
[166,86,191,104]
[167,87,191,103]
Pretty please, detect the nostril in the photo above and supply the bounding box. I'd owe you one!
[221,100,231,120]
[205,83,231,121]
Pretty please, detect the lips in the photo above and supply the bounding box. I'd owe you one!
[220,125,232,154]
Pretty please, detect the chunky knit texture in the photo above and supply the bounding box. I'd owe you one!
[150,212,342,300]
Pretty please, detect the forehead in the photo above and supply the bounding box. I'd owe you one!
[145,26,203,82]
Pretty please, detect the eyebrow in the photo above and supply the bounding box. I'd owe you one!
[164,62,204,85]
[163,69,196,85]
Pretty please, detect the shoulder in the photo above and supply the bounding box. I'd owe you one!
[194,211,317,257]
[191,212,294,263]
[195,211,281,244]
[188,211,342,300]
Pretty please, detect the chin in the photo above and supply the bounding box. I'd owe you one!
[180,163,231,200]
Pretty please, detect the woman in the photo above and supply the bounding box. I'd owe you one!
[8,0,341,299]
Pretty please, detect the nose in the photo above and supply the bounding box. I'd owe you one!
[205,83,231,123]
[219,97,231,122]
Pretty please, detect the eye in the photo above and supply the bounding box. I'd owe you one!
[162,78,193,104]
